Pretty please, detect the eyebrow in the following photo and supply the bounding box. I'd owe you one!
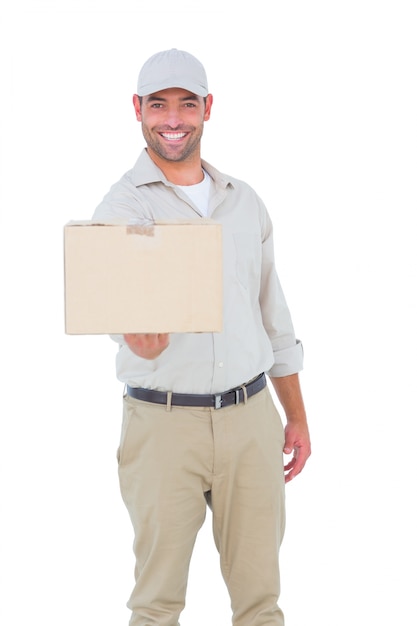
[146,94,200,103]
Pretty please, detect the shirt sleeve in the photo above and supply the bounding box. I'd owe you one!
[92,173,147,222]
[259,204,304,377]
[109,334,125,345]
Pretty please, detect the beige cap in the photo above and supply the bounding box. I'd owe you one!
[137,48,208,97]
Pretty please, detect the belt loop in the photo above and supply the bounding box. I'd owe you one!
[166,391,173,412]
[242,385,248,404]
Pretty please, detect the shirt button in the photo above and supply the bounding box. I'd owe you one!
[218,362,224,368]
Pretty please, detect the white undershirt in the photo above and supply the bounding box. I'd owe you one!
[176,169,211,216]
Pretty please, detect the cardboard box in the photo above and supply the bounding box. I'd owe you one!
[64,219,222,334]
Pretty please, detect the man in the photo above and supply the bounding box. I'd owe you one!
[93,48,311,626]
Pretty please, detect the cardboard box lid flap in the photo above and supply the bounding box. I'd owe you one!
[65,218,218,227]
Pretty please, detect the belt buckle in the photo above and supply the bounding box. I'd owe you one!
[215,389,241,410]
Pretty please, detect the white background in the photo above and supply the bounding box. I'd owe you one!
[1,1,416,624]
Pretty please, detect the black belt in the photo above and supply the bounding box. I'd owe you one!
[126,373,266,410]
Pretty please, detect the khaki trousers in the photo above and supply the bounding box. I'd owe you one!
[118,386,286,626]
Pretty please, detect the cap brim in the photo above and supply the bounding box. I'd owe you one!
[138,79,208,97]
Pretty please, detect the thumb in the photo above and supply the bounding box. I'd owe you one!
[283,430,295,455]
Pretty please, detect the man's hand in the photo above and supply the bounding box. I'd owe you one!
[270,373,311,483]
[283,421,311,483]
[123,333,170,359]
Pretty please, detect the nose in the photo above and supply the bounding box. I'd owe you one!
[164,105,182,128]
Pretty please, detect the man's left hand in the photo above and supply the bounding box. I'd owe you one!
[283,421,311,483]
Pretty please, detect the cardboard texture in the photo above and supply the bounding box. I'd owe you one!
[64,219,223,334]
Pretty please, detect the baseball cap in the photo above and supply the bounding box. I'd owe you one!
[137,48,208,97]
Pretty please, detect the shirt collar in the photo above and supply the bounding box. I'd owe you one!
[132,148,234,190]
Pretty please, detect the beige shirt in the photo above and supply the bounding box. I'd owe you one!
[92,149,303,394]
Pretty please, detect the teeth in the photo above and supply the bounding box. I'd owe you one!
[161,132,186,140]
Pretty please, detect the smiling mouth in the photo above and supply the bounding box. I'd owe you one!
[160,132,187,141]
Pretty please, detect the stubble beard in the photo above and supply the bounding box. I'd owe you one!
[142,124,204,163]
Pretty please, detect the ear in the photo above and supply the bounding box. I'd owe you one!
[204,94,213,122]
[133,94,142,121]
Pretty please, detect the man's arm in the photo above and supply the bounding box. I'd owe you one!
[270,373,311,483]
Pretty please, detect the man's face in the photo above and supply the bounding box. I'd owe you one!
[133,88,212,163]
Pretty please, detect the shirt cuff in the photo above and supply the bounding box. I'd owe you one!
[267,339,304,377]
[109,334,125,345]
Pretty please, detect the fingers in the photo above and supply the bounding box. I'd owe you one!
[283,446,309,483]
[283,424,311,483]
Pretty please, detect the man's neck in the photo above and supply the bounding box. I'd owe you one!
[146,148,204,186]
